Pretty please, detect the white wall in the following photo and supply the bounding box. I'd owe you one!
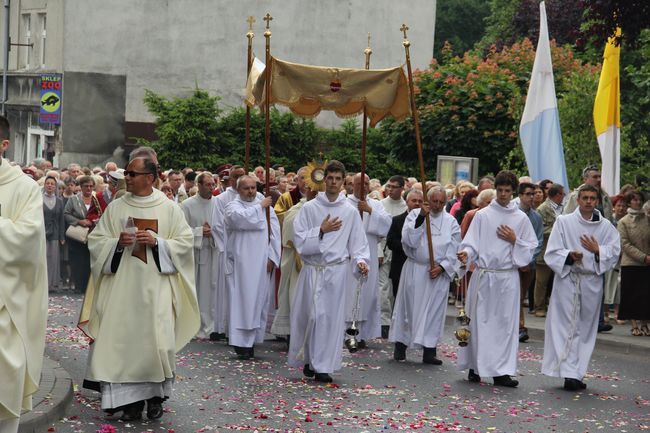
[63,0,435,124]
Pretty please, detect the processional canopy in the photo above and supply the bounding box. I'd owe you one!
[245,57,411,127]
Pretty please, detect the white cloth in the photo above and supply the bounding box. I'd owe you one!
[224,197,281,348]
[288,192,370,373]
[100,378,173,410]
[541,209,620,380]
[271,199,305,336]
[182,195,218,338]
[211,187,264,335]
[0,418,18,433]
[81,189,199,408]
[0,158,48,420]
[345,195,392,340]
[379,197,408,326]
[456,199,538,377]
[390,210,460,348]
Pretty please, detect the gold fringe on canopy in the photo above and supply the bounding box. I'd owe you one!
[245,57,411,127]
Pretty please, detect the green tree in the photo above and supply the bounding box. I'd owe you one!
[141,88,223,169]
[434,0,490,57]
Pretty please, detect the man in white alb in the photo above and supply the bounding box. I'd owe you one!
[457,171,537,387]
[542,184,620,391]
[288,161,369,383]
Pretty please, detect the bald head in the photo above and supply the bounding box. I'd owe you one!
[353,173,370,199]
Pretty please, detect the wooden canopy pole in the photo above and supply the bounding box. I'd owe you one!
[359,33,372,218]
[263,13,273,239]
[244,16,255,174]
[401,24,434,270]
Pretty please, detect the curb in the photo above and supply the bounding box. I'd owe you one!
[19,357,73,433]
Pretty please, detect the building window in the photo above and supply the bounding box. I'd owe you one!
[21,13,32,69]
[39,14,46,67]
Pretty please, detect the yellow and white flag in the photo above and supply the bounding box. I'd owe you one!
[593,28,621,196]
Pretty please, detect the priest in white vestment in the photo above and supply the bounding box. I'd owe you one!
[288,161,370,383]
[210,166,252,339]
[457,171,537,388]
[0,125,48,433]
[345,173,392,344]
[541,185,620,391]
[224,175,281,359]
[81,157,199,421]
[181,172,218,339]
[390,187,460,364]
[271,193,313,338]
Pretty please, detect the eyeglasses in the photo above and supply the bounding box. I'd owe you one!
[124,170,152,177]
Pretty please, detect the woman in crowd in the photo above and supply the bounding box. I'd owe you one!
[454,189,478,226]
[604,194,629,323]
[533,184,545,209]
[43,176,66,291]
[617,192,650,336]
[64,175,95,293]
[448,181,475,216]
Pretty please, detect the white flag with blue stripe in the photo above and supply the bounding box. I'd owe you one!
[519,1,568,188]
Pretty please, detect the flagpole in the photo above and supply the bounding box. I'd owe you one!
[360,33,372,218]
[244,16,255,174]
[401,24,434,270]
[263,13,273,239]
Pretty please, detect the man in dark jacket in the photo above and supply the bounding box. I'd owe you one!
[386,189,424,296]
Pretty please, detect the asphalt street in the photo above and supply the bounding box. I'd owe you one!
[45,292,649,433]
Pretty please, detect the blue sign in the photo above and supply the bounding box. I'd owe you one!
[39,74,62,124]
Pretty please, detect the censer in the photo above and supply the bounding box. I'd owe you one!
[345,276,364,352]
[453,274,471,346]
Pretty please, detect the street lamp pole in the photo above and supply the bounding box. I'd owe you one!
[2,0,9,116]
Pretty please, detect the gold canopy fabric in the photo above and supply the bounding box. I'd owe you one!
[245,57,411,127]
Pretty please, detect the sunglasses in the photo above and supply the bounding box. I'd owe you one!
[124,170,152,177]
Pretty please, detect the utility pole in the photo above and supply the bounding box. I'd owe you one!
[2,0,9,116]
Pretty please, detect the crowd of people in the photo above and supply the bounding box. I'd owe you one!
[2,109,649,429]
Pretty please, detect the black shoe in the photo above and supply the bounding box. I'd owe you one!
[563,378,583,391]
[381,325,390,339]
[209,332,226,341]
[314,373,333,383]
[579,380,587,389]
[519,329,530,343]
[357,339,367,349]
[468,369,481,383]
[303,364,315,378]
[146,397,164,420]
[394,342,407,361]
[120,400,144,421]
[598,323,613,333]
[422,347,443,365]
[234,346,252,360]
[494,375,519,388]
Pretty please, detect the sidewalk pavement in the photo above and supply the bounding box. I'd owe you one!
[18,356,73,433]
[445,303,650,355]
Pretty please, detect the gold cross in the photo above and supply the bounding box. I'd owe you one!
[400,24,409,39]
[263,13,273,29]
[246,16,255,31]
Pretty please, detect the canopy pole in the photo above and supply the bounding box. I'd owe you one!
[401,24,434,270]
[263,13,273,240]
[359,33,372,218]
[244,16,255,174]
